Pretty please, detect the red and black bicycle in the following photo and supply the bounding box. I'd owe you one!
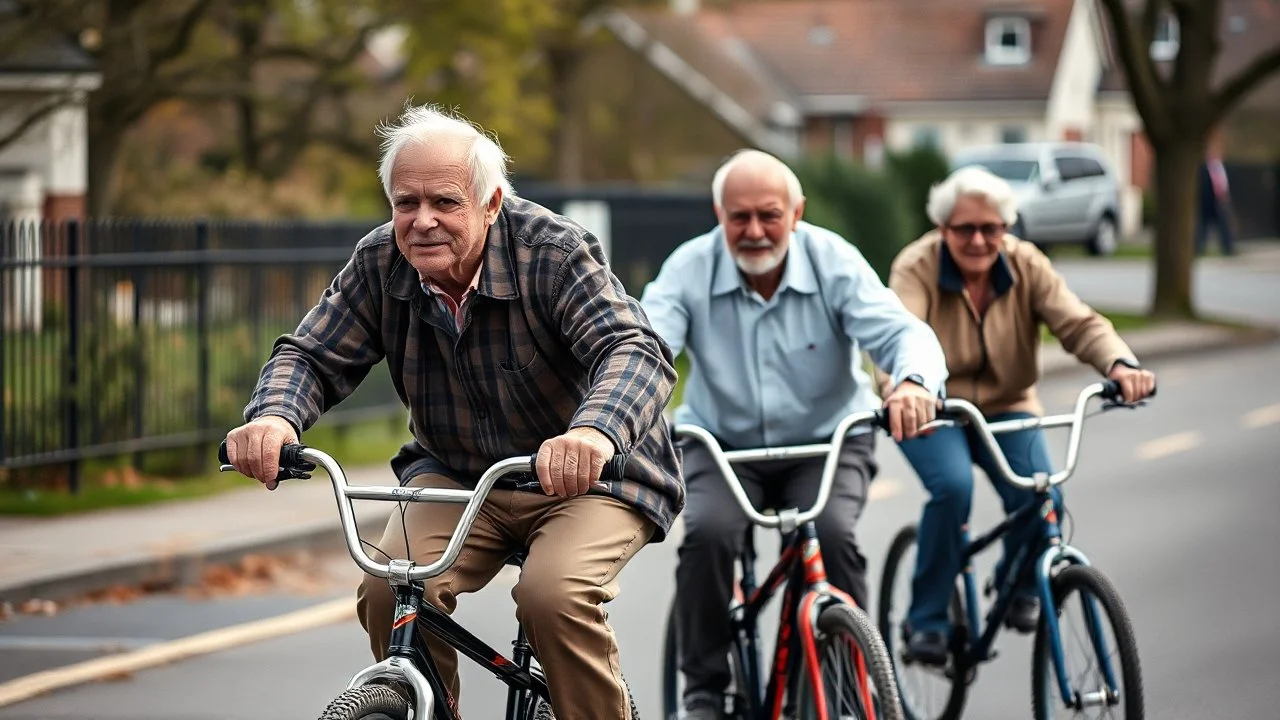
[661,410,904,720]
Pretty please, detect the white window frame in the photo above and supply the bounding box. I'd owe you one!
[985,17,1031,66]
[1150,13,1180,61]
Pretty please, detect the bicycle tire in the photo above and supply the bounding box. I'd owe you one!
[795,602,904,720]
[1031,564,1143,720]
[316,685,409,720]
[877,525,968,720]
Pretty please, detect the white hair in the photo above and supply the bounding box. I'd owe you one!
[711,149,805,209]
[926,165,1019,227]
[375,103,514,205]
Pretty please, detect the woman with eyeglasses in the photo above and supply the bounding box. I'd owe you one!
[876,165,1156,666]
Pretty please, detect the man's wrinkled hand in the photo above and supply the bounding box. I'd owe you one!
[224,415,298,490]
[535,427,615,497]
[883,380,938,443]
[1107,364,1156,405]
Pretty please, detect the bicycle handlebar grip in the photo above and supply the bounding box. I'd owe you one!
[527,452,629,482]
[1101,379,1158,401]
[217,440,315,481]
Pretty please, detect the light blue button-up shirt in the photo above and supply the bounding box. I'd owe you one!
[640,221,948,448]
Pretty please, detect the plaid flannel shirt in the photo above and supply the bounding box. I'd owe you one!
[245,197,684,538]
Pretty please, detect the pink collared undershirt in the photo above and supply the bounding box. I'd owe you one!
[423,262,483,329]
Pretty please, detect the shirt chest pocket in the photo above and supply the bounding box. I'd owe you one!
[778,336,844,399]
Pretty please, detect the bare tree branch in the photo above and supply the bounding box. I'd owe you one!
[0,95,72,152]
[1098,0,1174,142]
[1212,42,1280,124]
[153,0,217,65]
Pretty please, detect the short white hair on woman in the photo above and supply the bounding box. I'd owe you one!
[376,103,514,205]
[711,149,805,209]
[926,165,1019,227]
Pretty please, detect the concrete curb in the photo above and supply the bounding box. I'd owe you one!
[3,322,1274,608]
[0,511,391,607]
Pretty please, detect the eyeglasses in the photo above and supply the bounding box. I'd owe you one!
[946,223,1006,240]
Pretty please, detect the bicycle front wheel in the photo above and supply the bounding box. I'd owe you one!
[795,602,903,720]
[1031,564,1143,720]
[317,685,409,720]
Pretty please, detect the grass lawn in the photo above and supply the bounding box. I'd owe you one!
[1041,309,1152,344]
[1047,243,1153,260]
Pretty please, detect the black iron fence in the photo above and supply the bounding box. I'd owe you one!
[0,218,402,489]
[0,188,718,489]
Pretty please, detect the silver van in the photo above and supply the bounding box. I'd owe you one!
[950,142,1121,256]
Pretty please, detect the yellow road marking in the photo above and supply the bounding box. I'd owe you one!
[868,477,902,502]
[1134,431,1202,461]
[1242,403,1280,429]
[0,597,354,708]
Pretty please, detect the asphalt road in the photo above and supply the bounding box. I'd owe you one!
[1051,250,1280,328]
[2,340,1279,720]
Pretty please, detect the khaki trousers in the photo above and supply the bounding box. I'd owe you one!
[356,474,653,720]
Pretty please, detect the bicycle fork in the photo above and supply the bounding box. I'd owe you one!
[1035,542,1121,710]
[347,582,440,720]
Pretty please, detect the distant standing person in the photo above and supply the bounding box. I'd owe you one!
[1196,138,1237,257]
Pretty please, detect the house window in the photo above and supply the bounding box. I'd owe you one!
[1150,13,1179,61]
[985,17,1031,65]
[1000,126,1027,144]
[912,126,940,149]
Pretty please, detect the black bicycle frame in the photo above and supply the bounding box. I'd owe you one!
[954,488,1060,668]
[385,583,551,720]
[730,521,849,720]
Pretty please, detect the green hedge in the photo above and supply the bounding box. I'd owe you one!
[793,148,948,281]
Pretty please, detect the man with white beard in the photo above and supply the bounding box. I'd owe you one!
[640,149,948,719]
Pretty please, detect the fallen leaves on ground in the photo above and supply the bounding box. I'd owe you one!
[3,550,344,619]
[183,551,331,600]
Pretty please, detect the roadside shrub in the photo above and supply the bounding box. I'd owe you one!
[885,145,951,240]
[792,154,915,281]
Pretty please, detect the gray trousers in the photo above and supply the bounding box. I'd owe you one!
[674,433,877,697]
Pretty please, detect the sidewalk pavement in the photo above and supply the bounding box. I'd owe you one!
[1,321,1275,607]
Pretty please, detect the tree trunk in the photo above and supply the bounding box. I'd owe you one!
[1148,136,1205,319]
[549,48,585,185]
[86,122,126,217]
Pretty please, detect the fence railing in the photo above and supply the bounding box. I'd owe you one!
[0,218,403,490]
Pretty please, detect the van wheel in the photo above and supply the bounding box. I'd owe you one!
[1088,214,1118,256]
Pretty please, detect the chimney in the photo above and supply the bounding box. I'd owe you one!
[671,0,700,16]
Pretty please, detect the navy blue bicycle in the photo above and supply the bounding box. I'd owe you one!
[877,380,1148,720]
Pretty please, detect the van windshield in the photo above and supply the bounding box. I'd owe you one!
[954,159,1039,182]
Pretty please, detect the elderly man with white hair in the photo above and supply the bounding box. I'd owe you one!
[641,148,948,719]
[879,165,1156,666]
[223,103,681,719]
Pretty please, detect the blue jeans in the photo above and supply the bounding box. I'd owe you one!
[899,412,1061,635]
